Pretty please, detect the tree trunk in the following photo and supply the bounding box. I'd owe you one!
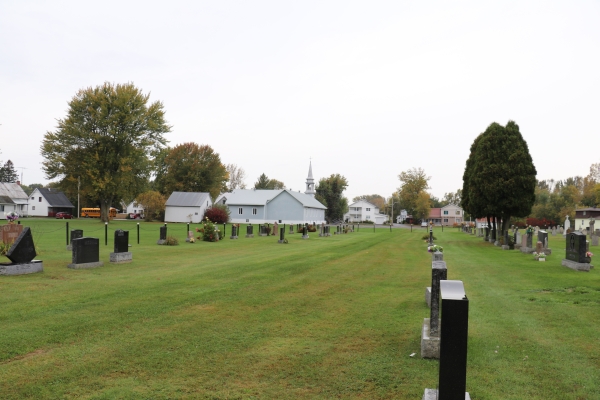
[100,198,112,223]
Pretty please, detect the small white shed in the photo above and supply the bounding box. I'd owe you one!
[164,192,212,223]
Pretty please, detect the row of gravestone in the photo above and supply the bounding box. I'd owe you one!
[420,249,471,399]
[67,229,132,268]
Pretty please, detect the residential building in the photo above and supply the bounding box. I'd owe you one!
[28,188,75,217]
[0,182,29,218]
[164,192,212,223]
[574,208,600,232]
[428,203,464,225]
[344,200,388,224]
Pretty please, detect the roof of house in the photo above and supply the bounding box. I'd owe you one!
[429,208,442,218]
[348,199,379,209]
[575,208,600,212]
[441,203,462,209]
[226,189,326,209]
[37,188,74,208]
[0,195,14,204]
[166,192,211,207]
[0,183,28,204]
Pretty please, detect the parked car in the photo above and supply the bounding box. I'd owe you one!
[55,212,73,219]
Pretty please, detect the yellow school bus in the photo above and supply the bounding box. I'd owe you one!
[81,207,117,219]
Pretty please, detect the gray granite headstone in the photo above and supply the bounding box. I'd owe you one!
[538,231,548,249]
[114,230,129,253]
[69,237,103,269]
[67,229,83,250]
[565,232,586,263]
[429,261,447,337]
[6,227,36,264]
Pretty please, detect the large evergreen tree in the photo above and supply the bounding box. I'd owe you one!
[41,82,170,222]
[253,173,285,190]
[462,121,537,235]
[0,160,19,182]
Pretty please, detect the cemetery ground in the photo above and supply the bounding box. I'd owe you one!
[1,220,599,399]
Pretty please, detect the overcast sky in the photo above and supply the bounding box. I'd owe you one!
[1,0,599,203]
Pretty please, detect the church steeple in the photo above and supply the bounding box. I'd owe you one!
[305,160,315,197]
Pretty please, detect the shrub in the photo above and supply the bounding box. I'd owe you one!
[198,218,222,242]
[307,224,317,232]
[204,204,230,224]
[163,236,179,246]
[526,217,556,228]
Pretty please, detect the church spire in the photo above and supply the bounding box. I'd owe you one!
[305,160,315,197]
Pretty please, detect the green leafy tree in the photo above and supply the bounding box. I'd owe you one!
[253,173,285,190]
[20,183,45,196]
[135,190,166,222]
[0,160,19,183]
[397,168,430,216]
[462,121,537,234]
[160,143,228,200]
[41,82,169,222]
[315,174,349,222]
[414,191,431,222]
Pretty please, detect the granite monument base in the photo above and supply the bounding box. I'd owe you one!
[423,389,470,400]
[230,236,238,239]
[245,234,254,238]
[544,248,552,255]
[66,245,72,251]
[501,245,510,250]
[302,235,309,239]
[494,241,500,246]
[520,247,535,254]
[561,259,592,272]
[0,260,43,275]
[157,240,166,245]
[421,318,440,359]
[425,287,431,307]
[278,239,285,244]
[110,252,132,263]
[68,261,104,269]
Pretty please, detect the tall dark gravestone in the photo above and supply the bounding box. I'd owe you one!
[230,225,238,239]
[67,229,83,251]
[0,227,43,275]
[561,232,591,271]
[289,224,294,234]
[68,237,104,269]
[157,226,167,245]
[421,260,447,359]
[302,226,309,239]
[246,224,254,238]
[278,225,285,243]
[423,280,470,399]
[110,230,132,263]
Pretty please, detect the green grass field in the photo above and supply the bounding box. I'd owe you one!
[1,219,598,399]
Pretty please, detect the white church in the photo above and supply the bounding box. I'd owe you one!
[223,162,327,224]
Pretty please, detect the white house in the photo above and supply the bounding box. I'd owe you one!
[0,183,29,218]
[225,189,326,224]
[396,209,408,224]
[344,200,388,224]
[28,188,75,217]
[164,192,212,223]
[124,201,145,218]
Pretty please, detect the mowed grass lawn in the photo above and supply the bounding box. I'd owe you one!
[0,219,599,399]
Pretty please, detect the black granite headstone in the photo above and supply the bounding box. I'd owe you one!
[114,230,129,253]
[247,225,253,235]
[159,226,167,241]
[439,280,469,399]
[526,232,533,248]
[6,227,36,264]
[71,229,83,244]
[566,232,586,263]
[72,237,100,264]
[429,261,447,336]
[538,230,548,248]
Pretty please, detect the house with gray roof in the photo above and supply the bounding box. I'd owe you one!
[0,182,29,218]
[164,192,212,223]
[28,188,75,217]
[225,189,326,224]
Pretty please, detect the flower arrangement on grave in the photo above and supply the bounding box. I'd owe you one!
[533,251,546,260]
[525,225,534,234]
[5,211,19,224]
[200,217,221,242]
[189,237,195,243]
[585,251,593,262]
[427,245,443,253]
